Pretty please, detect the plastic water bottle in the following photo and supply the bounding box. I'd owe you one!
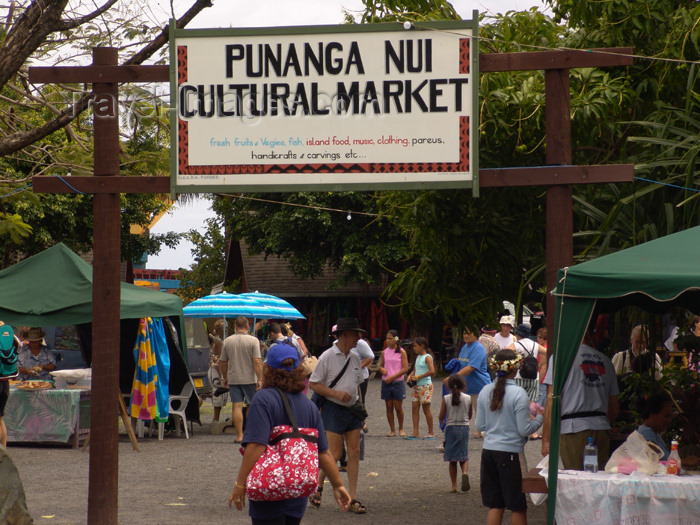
[667,440,681,475]
[583,437,598,472]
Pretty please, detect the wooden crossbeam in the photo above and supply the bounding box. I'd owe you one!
[479,164,634,187]
[31,165,634,194]
[32,175,170,194]
[481,47,633,72]
[29,65,169,84]
[29,48,635,85]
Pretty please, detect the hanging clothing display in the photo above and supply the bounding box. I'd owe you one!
[151,317,171,422]
[131,318,157,420]
[130,317,171,421]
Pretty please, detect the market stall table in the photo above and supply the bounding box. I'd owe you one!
[553,469,700,524]
[5,386,90,448]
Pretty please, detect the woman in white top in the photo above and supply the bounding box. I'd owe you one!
[493,315,516,349]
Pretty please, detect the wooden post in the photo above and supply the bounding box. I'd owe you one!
[544,68,573,332]
[87,47,121,525]
[480,48,635,331]
[29,50,172,523]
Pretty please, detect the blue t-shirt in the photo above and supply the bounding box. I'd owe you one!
[457,341,491,395]
[243,388,328,520]
[637,424,670,461]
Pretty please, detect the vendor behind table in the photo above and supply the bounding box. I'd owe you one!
[16,327,56,381]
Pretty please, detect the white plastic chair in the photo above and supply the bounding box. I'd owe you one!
[168,380,194,439]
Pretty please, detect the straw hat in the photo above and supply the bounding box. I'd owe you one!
[27,327,45,342]
[498,315,515,327]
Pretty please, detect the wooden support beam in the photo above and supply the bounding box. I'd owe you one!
[29,49,634,84]
[32,175,170,194]
[86,48,121,525]
[479,164,634,188]
[545,68,573,335]
[480,47,633,72]
[29,65,169,84]
[32,166,633,194]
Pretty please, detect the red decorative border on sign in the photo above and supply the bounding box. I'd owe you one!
[177,46,188,84]
[459,39,470,74]
[178,117,469,175]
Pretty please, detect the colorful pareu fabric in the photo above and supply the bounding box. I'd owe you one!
[131,318,158,420]
[151,317,170,422]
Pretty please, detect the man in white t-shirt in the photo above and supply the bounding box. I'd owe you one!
[309,318,367,514]
[494,315,516,349]
[541,326,619,471]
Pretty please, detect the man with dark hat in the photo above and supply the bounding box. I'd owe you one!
[308,318,367,514]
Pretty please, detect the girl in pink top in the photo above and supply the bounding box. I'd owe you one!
[378,329,409,437]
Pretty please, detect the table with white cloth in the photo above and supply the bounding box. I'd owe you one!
[552,469,700,525]
[5,387,90,448]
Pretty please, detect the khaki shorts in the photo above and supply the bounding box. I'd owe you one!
[411,383,433,404]
[560,429,610,471]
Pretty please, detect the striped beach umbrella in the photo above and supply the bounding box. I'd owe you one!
[183,292,275,337]
[238,291,304,320]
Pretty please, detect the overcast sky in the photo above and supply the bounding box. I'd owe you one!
[147,0,546,270]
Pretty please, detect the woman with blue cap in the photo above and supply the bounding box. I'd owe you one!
[230,343,351,523]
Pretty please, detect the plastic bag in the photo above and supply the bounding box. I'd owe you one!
[529,454,563,505]
[604,430,663,475]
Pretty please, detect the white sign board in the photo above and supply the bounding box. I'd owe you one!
[169,21,479,194]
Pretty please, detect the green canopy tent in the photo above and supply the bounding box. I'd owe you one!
[0,243,185,329]
[547,226,700,523]
[0,243,199,425]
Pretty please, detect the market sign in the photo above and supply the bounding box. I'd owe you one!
[169,20,479,194]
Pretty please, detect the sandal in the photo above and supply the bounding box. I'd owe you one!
[349,499,367,514]
[461,473,471,492]
[309,488,323,508]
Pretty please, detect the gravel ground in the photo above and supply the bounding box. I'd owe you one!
[8,377,548,524]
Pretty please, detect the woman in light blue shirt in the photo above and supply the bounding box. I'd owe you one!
[476,349,544,525]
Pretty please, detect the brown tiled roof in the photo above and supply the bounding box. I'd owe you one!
[230,241,385,298]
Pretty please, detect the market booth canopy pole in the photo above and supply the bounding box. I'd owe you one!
[547,226,700,523]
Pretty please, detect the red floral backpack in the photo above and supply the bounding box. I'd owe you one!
[244,388,319,501]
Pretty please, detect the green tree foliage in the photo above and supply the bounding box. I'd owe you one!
[0,0,213,266]
[215,192,402,287]
[380,9,637,324]
[176,215,236,304]
[575,71,700,256]
[547,0,700,105]
[359,0,459,23]
[547,0,700,256]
